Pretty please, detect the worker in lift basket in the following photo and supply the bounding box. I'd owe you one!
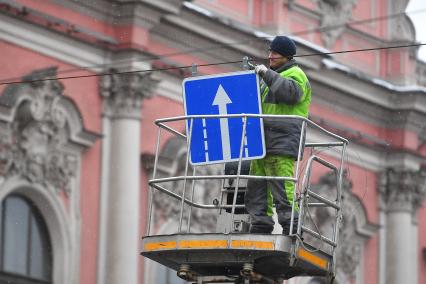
[245,36,312,235]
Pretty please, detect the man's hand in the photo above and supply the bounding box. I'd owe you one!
[254,64,268,77]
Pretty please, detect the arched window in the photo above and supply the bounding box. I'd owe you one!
[0,194,52,284]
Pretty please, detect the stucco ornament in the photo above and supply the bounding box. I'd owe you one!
[143,137,222,233]
[0,68,77,194]
[315,0,358,48]
[152,161,222,233]
[100,69,158,119]
[387,0,415,42]
[378,167,426,213]
[306,170,361,279]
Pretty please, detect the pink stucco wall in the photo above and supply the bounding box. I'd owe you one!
[3,0,423,283]
[0,40,102,284]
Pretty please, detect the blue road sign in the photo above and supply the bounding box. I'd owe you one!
[182,70,265,165]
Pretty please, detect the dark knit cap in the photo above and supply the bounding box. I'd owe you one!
[270,36,296,57]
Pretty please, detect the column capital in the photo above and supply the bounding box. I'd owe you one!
[378,167,426,213]
[100,70,158,119]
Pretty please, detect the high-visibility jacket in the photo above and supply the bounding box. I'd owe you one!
[260,59,311,158]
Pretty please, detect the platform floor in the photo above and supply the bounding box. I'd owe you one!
[141,233,332,280]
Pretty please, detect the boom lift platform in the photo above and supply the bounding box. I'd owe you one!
[141,113,348,283]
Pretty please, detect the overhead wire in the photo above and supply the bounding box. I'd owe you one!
[0,7,425,84]
[0,42,424,86]
[0,2,416,246]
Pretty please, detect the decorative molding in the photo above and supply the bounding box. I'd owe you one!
[142,137,221,233]
[100,69,158,119]
[308,170,377,281]
[315,0,357,48]
[387,0,415,42]
[378,167,426,213]
[318,171,360,279]
[0,66,97,284]
[0,1,117,46]
[0,178,79,284]
[0,67,97,195]
[0,12,109,72]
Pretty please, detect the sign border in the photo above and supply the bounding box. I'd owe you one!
[182,70,265,165]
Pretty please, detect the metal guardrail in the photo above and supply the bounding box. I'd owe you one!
[145,114,348,275]
[147,114,348,251]
[147,114,348,229]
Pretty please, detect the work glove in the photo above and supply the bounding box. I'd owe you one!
[254,64,268,77]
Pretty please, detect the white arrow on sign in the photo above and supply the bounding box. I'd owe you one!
[212,84,232,160]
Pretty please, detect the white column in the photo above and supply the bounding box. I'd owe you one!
[99,71,157,284]
[378,209,386,284]
[380,168,426,284]
[105,118,141,284]
[97,116,110,284]
[385,211,413,284]
[412,220,418,284]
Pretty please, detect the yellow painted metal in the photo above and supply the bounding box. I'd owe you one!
[297,248,328,270]
[231,240,274,250]
[144,241,177,251]
[178,239,228,249]
[145,238,277,251]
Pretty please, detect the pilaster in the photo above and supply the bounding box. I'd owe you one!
[378,167,426,284]
[99,69,157,284]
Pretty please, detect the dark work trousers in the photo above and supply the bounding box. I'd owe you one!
[245,155,298,234]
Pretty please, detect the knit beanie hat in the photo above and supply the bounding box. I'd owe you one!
[270,36,296,57]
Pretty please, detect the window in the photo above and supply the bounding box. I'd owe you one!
[0,195,52,284]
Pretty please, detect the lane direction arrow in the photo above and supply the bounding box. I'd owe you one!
[212,84,232,160]
[182,70,265,165]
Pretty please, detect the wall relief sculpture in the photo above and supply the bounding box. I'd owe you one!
[142,137,222,233]
[0,67,97,194]
[378,167,426,214]
[100,69,158,119]
[315,0,358,48]
[305,169,377,282]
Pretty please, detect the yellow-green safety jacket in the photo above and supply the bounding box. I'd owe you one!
[260,59,311,159]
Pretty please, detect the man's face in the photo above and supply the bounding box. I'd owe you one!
[268,50,288,70]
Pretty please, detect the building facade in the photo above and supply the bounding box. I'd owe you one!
[0,0,425,284]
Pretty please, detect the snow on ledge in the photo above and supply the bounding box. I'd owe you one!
[183,2,332,57]
[184,1,425,92]
[183,1,214,17]
[322,59,426,93]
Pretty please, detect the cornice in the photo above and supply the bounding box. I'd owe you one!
[158,12,266,62]
[312,78,426,134]
[309,63,426,133]
[51,0,182,27]
[0,12,110,70]
[307,123,424,172]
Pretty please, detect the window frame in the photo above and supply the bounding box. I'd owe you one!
[0,195,52,284]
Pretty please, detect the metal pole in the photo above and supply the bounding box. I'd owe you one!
[187,167,197,232]
[230,116,248,230]
[146,127,162,235]
[297,157,314,236]
[178,118,194,232]
[218,164,227,215]
[191,63,198,77]
[242,56,250,70]
[331,142,347,275]
[289,120,306,235]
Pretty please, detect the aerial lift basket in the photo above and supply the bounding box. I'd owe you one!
[142,114,348,284]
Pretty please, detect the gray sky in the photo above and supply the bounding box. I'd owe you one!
[407,0,426,62]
